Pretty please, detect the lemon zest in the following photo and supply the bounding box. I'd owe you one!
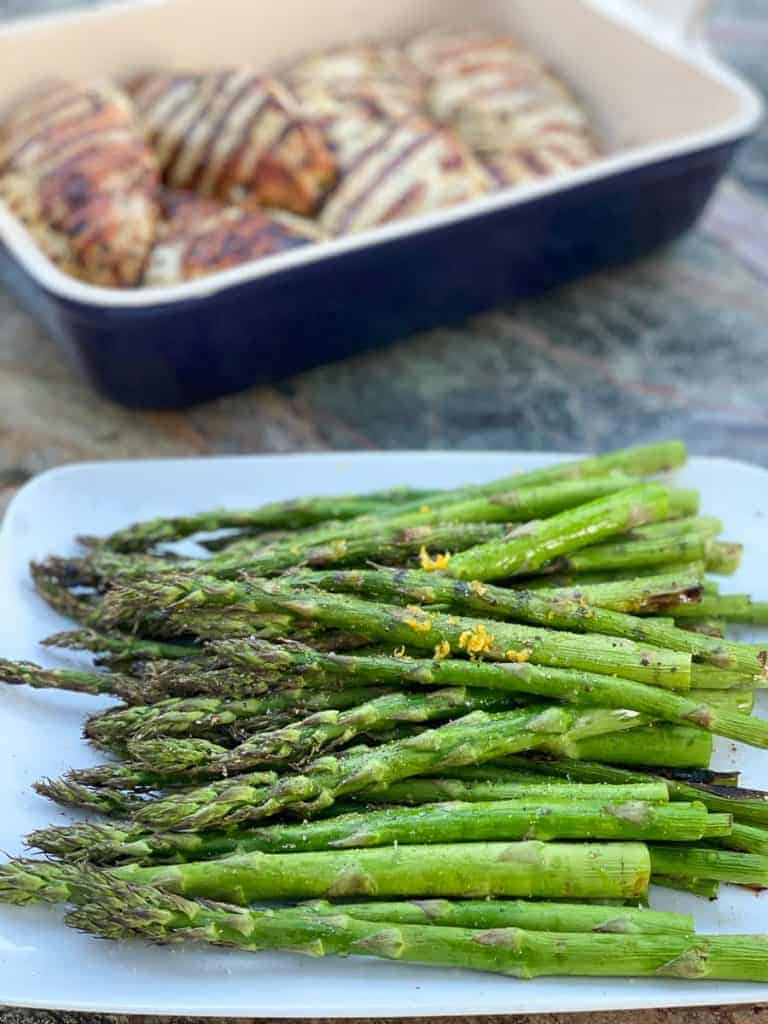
[505,649,531,663]
[433,640,451,660]
[458,623,495,658]
[419,546,451,572]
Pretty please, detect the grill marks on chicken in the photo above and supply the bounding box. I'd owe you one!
[144,188,319,284]
[129,70,337,215]
[0,31,601,287]
[319,116,491,235]
[0,80,159,286]
[407,29,599,186]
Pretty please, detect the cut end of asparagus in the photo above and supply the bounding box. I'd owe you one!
[706,542,744,576]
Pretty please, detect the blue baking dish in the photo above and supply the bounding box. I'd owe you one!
[0,0,761,409]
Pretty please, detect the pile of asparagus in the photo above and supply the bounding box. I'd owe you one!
[3,440,768,983]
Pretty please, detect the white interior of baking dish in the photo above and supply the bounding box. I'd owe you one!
[0,0,761,306]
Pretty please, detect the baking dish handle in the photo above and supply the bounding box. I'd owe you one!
[627,0,713,48]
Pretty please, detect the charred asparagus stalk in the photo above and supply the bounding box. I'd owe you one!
[101,575,693,688]
[494,757,768,829]
[527,566,706,614]
[290,566,767,677]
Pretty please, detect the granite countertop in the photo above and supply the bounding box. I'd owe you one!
[1,1,768,1021]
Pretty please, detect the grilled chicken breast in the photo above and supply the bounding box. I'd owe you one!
[0,79,158,286]
[129,70,337,216]
[144,187,319,284]
[407,29,599,186]
[319,115,491,235]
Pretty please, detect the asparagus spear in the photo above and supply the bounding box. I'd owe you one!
[652,876,720,899]
[81,687,523,779]
[530,566,705,614]
[714,822,768,857]
[29,561,105,626]
[24,798,726,867]
[94,442,687,553]
[84,686,401,747]
[352,778,671,807]
[211,639,767,749]
[120,716,701,787]
[205,476,650,562]
[97,487,436,552]
[32,560,301,643]
[123,687,521,775]
[0,840,653,903]
[65,875,768,982]
[689,663,764,690]
[441,441,688,490]
[547,535,726,576]
[139,446,690,564]
[648,845,768,887]
[194,481,691,590]
[28,789,697,865]
[27,780,673,860]
[297,897,695,935]
[128,706,652,830]
[357,474,647,528]
[677,619,726,638]
[86,522,508,584]
[447,485,672,581]
[33,778,146,816]
[688,689,755,714]
[496,756,768,828]
[0,657,276,707]
[0,658,143,701]
[103,576,693,688]
[624,517,723,542]
[292,566,767,677]
[666,594,768,625]
[706,543,744,575]
[558,723,712,769]
[42,629,198,664]
[33,770,278,815]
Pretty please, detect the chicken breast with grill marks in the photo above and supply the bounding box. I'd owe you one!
[407,29,599,187]
[0,79,158,286]
[319,115,491,236]
[144,187,320,285]
[129,69,337,216]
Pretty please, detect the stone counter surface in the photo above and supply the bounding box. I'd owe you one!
[1,0,767,1020]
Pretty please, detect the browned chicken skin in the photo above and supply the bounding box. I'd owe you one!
[0,80,159,286]
[144,188,318,285]
[129,70,337,216]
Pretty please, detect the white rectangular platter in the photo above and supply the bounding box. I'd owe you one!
[0,451,766,1016]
